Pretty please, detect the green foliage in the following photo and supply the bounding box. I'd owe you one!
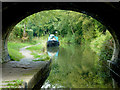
[26,36,50,60]
[90,30,113,58]
[8,10,114,88]
[90,30,113,84]
[26,44,43,51]
[26,29,33,41]
[8,48,23,61]
[7,41,37,61]
[8,24,23,41]
[43,44,112,88]
[7,36,49,62]
[10,10,103,45]
[2,80,24,88]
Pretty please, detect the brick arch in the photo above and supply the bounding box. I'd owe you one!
[2,2,120,86]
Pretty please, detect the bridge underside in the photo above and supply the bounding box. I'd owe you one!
[1,2,120,87]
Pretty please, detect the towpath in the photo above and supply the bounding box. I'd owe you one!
[1,43,50,88]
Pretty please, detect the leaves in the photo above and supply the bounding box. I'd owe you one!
[10,10,107,44]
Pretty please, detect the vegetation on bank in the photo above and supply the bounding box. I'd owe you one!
[90,31,114,84]
[7,10,114,87]
[7,41,30,61]
[2,80,24,88]
[26,35,50,61]
[8,36,50,61]
[8,10,112,61]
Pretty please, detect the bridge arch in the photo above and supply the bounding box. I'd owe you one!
[2,2,120,86]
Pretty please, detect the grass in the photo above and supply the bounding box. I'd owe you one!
[7,37,45,61]
[32,56,50,62]
[7,42,31,61]
[31,52,43,58]
[26,36,50,61]
[7,35,50,62]
[26,44,43,51]
[27,45,50,61]
[2,80,24,88]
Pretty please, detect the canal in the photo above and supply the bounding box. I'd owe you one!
[42,43,113,88]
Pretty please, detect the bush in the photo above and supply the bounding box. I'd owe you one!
[8,25,24,41]
[90,30,114,84]
[26,29,33,41]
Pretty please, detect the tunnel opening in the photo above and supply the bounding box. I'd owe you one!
[7,9,115,61]
[5,9,115,88]
[2,2,120,88]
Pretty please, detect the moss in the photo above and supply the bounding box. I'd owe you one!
[2,80,24,88]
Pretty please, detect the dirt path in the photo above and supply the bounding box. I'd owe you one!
[2,42,49,88]
[3,43,41,68]
[19,43,41,65]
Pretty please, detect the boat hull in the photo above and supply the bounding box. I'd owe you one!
[47,41,59,47]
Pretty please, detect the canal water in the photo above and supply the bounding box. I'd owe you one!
[42,44,113,88]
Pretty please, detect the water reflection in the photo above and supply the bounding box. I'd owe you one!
[42,44,112,88]
[47,47,59,59]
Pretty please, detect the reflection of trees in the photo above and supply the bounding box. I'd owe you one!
[47,47,59,53]
[98,37,113,84]
[46,44,112,88]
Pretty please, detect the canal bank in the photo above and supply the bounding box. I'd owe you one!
[1,40,113,88]
[1,43,51,89]
[2,60,51,89]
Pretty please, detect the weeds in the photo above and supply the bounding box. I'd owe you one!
[2,80,24,88]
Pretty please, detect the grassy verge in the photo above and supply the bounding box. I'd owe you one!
[26,36,50,61]
[7,41,31,61]
[7,36,47,61]
[27,44,50,61]
[7,35,50,62]
[26,44,43,51]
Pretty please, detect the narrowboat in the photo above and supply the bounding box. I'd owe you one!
[47,34,59,47]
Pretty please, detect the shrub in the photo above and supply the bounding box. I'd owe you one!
[26,29,33,41]
[90,30,114,84]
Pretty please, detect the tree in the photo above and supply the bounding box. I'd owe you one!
[13,10,106,44]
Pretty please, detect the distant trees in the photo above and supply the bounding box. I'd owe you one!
[9,10,107,44]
